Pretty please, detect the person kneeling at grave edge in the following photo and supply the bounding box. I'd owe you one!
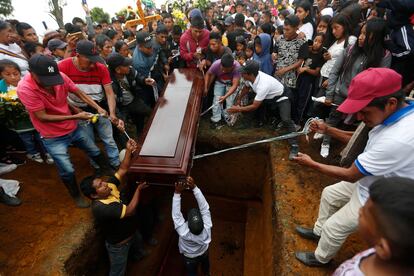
[227,60,299,160]
[80,139,149,276]
[172,176,212,276]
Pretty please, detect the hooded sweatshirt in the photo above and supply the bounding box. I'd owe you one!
[253,33,273,76]
[179,28,210,68]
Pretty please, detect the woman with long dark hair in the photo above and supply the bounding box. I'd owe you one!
[295,0,316,41]
[319,18,391,157]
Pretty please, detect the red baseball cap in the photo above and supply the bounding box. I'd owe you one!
[337,68,402,114]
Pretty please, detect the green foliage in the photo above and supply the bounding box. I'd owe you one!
[194,0,209,11]
[90,7,110,24]
[0,0,14,17]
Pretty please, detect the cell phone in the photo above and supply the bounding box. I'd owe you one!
[81,0,87,5]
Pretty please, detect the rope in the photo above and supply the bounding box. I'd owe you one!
[193,117,318,160]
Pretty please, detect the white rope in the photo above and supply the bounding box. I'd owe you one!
[193,117,318,160]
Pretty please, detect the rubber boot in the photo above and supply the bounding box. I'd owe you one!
[63,176,90,208]
[90,154,113,177]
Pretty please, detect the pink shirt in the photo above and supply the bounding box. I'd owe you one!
[17,72,78,138]
[333,248,375,276]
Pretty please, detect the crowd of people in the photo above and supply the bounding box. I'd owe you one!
[0,0,414,275]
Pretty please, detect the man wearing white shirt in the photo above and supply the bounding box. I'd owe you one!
[293,68,414,266]
[0,21,29,76]
[172,176,212,276]
[228,60,299,160]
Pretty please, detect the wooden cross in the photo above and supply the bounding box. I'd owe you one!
[125,0,162,28]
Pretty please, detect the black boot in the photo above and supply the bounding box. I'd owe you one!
[63,176,90,208]
[91,154,113,177]
[0,187,21,206]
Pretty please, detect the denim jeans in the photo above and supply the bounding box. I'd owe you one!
[18,130,47,155]
[41,125,101,184]
[79,116,120,167]
[211,81,236,123]
[183,250,210,276]
[105,231,145,276]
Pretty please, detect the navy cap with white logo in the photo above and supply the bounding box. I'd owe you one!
[29,54,63,86]
[136,31,153,48]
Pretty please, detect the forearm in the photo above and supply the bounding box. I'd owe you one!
[37,113,78,122]
[309,162,360,182]
[285,60,303,72]
[74,89,102,112]
[125,189,141,216]
[305,67,320,77]
[119,149,132,171]
[326,126,354,144]
[105,89,117,116]
[224,83,238,98]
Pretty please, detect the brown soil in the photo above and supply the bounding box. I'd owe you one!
[0,116,366,275]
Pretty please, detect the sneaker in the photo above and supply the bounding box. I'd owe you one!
[45,153,54,164]
[0,164,17,175]
[27,153,44,163]
[320,143,330,158]
[289,145,299,161]
[0,187,21,206]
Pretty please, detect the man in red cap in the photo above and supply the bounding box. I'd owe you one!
[292,68,414,266]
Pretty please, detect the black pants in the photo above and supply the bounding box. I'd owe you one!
[295,74,317,124]
[257,98,298,146]
[183,250,210,276]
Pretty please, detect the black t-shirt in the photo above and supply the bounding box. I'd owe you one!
[304,51,325,70]
[204,46,232,65]
[227,28,249,51]
[91,174,137,244]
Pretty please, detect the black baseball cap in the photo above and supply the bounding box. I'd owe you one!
[136,31,153,48]
[107,53,132,70]
[29,54,63,86]
[156,24,168,34]
[76,40,101,63]
[47,39,67,51]
[238,59,260,75]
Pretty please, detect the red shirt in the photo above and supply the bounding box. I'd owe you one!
[179,29,210,68]
[17,73,78,138]
[58,58,112,107]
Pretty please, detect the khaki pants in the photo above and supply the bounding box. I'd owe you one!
[312,181,362,263]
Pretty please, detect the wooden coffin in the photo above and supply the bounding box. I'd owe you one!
[128,68,204,184]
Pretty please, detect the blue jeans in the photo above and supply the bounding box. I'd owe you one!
[79,116,120,167]
[211,81,236,123]
[105,231,145,276]
[41,126,101,184]
[18,130,47,155]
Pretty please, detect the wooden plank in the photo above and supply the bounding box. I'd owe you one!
[128,68,204,183]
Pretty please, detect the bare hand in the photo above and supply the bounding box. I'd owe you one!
[126,139,137,152]
[193,52,202,60]
[82,3,90,15]
[227,105,240,113]
[198,59,206,71]
[322,79,329,88]
[272,53,278,61]
[324,99,332,106]
[323,52,331,61]
[275,68,287,77]
[66,35,78,50]
[218,96,226,103]
[116,119,125,132]
[174,181,186,194]
[76,111,93,120]
[97,107,108,118]
[137,182,149,192]
[293,152,315,167]
[186,176,196,189]
[309,120,328,134]
[297,67,307,74]
[145,78,155,86]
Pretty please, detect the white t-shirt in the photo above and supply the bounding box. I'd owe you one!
[246,71,286,102]
[0,43,29,76]
[320,36,357,78]
[298,22,314,41]
[355,102,414,204]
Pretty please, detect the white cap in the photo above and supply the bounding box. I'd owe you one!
[245,17,256,27]
[320,7,334,17]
